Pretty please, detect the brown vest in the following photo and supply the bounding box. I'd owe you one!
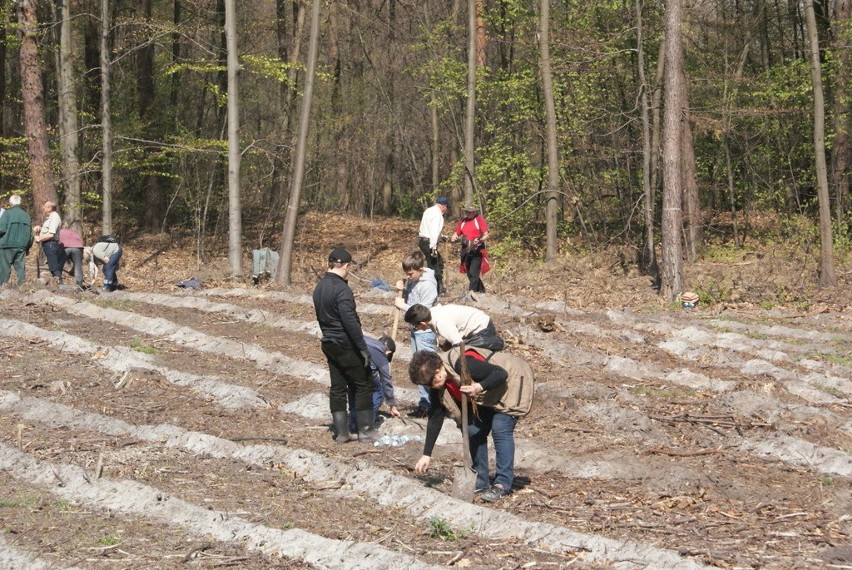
[440,347,535,420]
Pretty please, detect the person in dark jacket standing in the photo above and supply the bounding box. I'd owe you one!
[312,246,377,444]
[0,195,33,286]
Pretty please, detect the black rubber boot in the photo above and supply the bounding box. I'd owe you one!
[356,410,377,444]
[331,411,351,443]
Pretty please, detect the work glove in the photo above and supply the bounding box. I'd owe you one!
[430,247,438,259]
[359,349,372,370]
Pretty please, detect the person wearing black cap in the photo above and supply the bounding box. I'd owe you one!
[417,196,449,295]
[313,246,377,443]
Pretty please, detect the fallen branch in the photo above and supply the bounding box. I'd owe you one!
[647,447,725,457]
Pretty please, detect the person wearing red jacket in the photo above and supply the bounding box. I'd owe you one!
[451,201,490,295]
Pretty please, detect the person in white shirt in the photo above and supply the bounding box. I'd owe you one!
[32,200,65,284]
[404,303,505,353]
[417,196,449,294]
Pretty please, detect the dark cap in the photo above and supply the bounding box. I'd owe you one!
[378,335,397,360]
[436,196,450,207]
[328,246,353,264]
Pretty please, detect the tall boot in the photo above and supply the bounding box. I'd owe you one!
[331,411,351,443]
[356,410,377,444]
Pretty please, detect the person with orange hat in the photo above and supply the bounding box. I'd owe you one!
[451,200,490,296]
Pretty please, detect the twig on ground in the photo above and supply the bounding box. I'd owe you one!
[647,447,725,457]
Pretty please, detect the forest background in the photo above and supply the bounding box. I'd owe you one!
[0,0,849,300]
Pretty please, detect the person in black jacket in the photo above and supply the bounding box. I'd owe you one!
[312,247,376,443]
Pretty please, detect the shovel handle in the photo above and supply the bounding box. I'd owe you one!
[391,289,402,340]
[460,392,472,470]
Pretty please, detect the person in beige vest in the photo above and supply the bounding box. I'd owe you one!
[409,347,529,502]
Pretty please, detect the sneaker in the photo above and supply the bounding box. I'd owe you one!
[480,484,509,502]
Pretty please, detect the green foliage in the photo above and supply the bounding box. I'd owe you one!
[0,137,30,195]
[428,517,472,541]
[98,536,121,546]
[129,337,156,355]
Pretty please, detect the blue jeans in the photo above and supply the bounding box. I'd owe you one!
[467,407,517,491]
[411,328,437,410]
[102,246,123,289]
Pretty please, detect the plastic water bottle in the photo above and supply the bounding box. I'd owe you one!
[374,434,422,447]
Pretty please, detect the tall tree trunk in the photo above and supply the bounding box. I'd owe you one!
[831,0,850,223]
[0,1,8,139]
[18,0,57,209]
[660,0,685,300]
[225,0,242,276]
[170,0,182,109]
[636,0,656,272]
[269,0,304,210]
[540,0,559,261]
[58,0,81,232]
[463,0,477,204]
[136,0,162,231]
[276,0,320,286]
[804,0,836,286]
[649,40,666,224]
[101,0,113,235]
[680,69,701,261]
[722,32,753,248]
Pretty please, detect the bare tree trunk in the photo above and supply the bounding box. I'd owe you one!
[804,0,836,286]
[463,0,477,204]
[636,0,656,272]
[101,0,113,235]
[18,0,57,208]
[650,41,665,210]
[680,75,701,261]
[225,0,242,277]
[431,97,440,191]
[722,32,753,248]
[58,0,81,232]
[276,0,320,286]
[0,2,7,140]
[540,0,559,261]
[831,0,850,223]
[660,0,685,300]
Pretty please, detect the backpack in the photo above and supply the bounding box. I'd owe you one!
[446,346,535,418]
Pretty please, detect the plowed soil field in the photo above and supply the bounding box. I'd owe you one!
[1,212,850,569]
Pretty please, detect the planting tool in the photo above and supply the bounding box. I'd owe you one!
[451,342,478,502]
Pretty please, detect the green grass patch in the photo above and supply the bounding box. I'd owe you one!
[98,536,120,546]
[635,386,696,399]
[129,337,156,355]
[0,496,38,509]
[429,517,473,541]
[814,383,843,398]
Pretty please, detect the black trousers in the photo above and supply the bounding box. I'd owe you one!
[463,251,486,293]
[321,341,373,413]
[41,240,66,278]
[418,237,444,293]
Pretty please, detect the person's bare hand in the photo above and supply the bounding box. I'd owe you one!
[414,455,431,474]
[389,406,400,418]
[395,279,404,291]
[460,383,483,396]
